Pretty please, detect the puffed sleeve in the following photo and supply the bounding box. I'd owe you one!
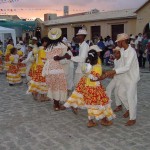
[9,55,15,63]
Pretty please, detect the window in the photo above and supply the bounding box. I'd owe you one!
[111,24,124,41]
[61,28,67,38]
[91,26,101,43]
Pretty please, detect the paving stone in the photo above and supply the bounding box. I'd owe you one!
[0,68,150,150]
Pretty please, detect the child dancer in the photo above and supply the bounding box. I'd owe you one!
[0,46,3,73]
[64,50,115,127]
[106,47,129,116]
[17,44,26,77]
[6,48,22,86]
[4,43,13,71]
[22,44,34,82]
[28,47,38,80]
[27,37,49,101]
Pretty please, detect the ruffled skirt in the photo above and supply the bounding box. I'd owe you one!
[7,64,22,84]
[64,76,115,120]
[27,65,48,94]
[18,62,26,76]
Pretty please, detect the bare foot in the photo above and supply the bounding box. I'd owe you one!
[125,120,136,126]
[123,110,129,118]
[114,105,122,112]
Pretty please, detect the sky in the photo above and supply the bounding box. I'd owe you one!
[0,0,148,20]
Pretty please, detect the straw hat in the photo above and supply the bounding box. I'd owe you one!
[115,33,129,42]
[90,45,102,52]
[28,44,34,48]
[32,37,37,41]
[76,29,88,35]
[48,28,62,40]
[130,35,135,39]
[19,41,23,44]
[113,46,121,51]
[16,44,22,50]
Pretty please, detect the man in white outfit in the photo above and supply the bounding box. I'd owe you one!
[106,33,140,126]
[66,29,89,86]
[106,47,129,114]
[22,44,34,82]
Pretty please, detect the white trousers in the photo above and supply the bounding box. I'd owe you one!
[106,78,129,110]
[74,73,83,87]
[26,64,31,81]
[118,79,137,120]
[66,68,74,90]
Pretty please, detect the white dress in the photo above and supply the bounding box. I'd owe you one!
[42,43,68,101]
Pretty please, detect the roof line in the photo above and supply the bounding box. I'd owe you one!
[135,0,150,13]
[45,16,136,26]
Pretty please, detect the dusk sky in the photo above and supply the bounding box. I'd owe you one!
[0,0,148,20]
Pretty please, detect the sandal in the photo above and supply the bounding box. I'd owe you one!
[125,120,136,126]
[123,110,129,118]
[87,121,97,128]
[100,119,113,126]
[114,105,122,112]
[59,105,66,110]
[71,107,78,115]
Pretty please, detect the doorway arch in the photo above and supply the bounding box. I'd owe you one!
[143,22,150,34]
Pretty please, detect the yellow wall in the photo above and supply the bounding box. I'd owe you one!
[136,2,150,34]
[44,18,136,41]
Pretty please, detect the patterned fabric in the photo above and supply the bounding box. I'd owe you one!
[0,58,3,72]
[18,62,26,76]
[0,51,3,72]
[28,61,36,78]
[4,54,11,71]
[27,65,48,94]
[7,64,22,84]
[43,44,67,101]
[64,63,115,120]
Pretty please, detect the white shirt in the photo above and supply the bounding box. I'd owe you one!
[21,45,26,54]
[113,58,124,80]
[115,45,140,83]
[137,36,143,42]
[134,39,139,49]
[105,40,114,47]
[13,54,19,64]
[22,51,33,66]
[71,41,89,73]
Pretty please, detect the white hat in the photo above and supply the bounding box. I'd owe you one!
[28,44,34,48]
[90,45,102,52]
[19,41,23,44]
[33,47,38,55]
[113,46,120,51]
[32,37,38,41]
[130,35,135,39]
[76,29,88,35]
[39,46,44,50]
[115,33,129,42]
[16,44,22,50]
[48,28,62,40]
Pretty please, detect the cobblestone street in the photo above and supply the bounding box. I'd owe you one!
[0,69,150,150]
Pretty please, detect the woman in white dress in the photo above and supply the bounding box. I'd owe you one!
[42,28,68,111]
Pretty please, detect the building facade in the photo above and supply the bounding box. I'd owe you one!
[42,0,150,41]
